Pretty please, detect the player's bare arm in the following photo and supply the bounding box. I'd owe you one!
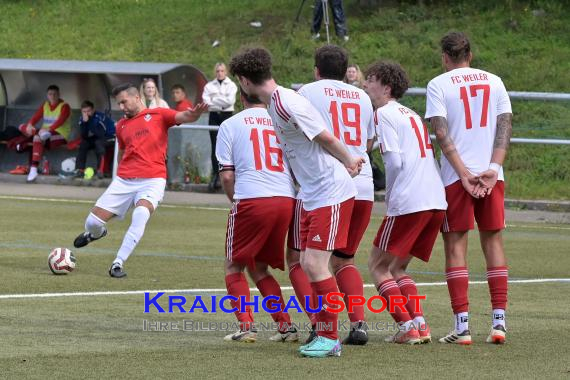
[366,138,376,153]
[479,112,513,193]
[219,170,235,202]
[174,102,209,124]
[313,129,365,177]
[431,116,485,198]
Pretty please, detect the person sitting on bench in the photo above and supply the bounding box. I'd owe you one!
[74,100,116,179]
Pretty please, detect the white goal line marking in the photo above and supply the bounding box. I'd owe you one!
[0,194,569,229]
[0,278,568,300]
[0,195,228,211]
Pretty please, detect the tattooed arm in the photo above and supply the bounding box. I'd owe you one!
[478,112,513,192]
[431,116,485,198]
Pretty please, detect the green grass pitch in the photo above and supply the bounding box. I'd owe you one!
[0,197,568,379]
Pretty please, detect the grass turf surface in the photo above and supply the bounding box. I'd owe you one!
[0,197,569,379]
[0,0,569,199]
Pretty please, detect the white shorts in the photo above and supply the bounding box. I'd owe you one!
[95,177,166,218]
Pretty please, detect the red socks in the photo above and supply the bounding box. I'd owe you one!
[377,279,412,323]
[335,264,365,323]
[445,266,469,314]
[255,275,292,333]
[288,263,316,324]
[225,273,254,331]
[32,139,43,165]
[396,276,423,318]
[311,277,339,340]
[487,266,508,310]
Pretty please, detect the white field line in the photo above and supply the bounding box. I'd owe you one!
[1,194,569,229]
[0,278,568,300]
[0,195,228,211]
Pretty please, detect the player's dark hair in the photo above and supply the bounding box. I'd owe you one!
[441,31,471,64]
[171,84,186,92]
[229,48,272,85]
[46,84,59,92]
[239,87,263,105]
[112,83,139,97]
[365,61,409,99]
[315,44,348,80]
[81,100,94,109]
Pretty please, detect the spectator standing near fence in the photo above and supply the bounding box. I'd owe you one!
[74,100,115,179]
[202,62,238,192]
[344,64,364,88]
[140,78,170,109]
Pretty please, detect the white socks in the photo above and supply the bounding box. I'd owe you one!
[455,312,469,332]
[413,316,426,326]
[492,309,506,328]
[85,212,106,238]
[115,206,151,265]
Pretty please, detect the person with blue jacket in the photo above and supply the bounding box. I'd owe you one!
[74,100,115,179]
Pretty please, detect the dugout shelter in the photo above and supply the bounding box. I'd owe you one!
[0,58,207,174]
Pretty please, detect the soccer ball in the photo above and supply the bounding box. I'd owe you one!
[48,248,77,275]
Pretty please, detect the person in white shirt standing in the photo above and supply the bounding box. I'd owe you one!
[202,62,238,192]
[298,45,375,346]
[364,61,447,345]
[216,89,298,344]
[425,32,513,345]
[229,47,364,358]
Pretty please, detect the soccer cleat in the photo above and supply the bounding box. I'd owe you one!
[486,325,506,344]
[73,229,107,248]
[305,325,317,344]
[9,165,29,175]
[108,262,127,278]
[300,336,341,358]
[392,327,421,345]
[342,321,368,345]
[223,329,257,343]
[26,167,38,182]
[439,329,472,345]
[418,322,432,344]
[269,327,299,342]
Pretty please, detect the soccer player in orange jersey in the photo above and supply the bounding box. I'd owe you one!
[426,32,513,344]
[72,83,207,278]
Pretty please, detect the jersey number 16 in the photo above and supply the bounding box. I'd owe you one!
[249,128,284,172]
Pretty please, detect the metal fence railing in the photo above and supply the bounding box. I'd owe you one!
[113,87,570,178]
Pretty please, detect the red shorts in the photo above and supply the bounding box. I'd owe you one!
[287,198,303,251]
[373,210,445,262]
[335,200,373,256]
[226,197,295,270]
[300,198,354,251]
[443,180,505,232]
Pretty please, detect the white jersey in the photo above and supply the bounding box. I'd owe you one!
[268,86,356,211]
[215,107,296,200]
[425,67,512,186]
[298,79,375,201]
[377,100,447,216]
